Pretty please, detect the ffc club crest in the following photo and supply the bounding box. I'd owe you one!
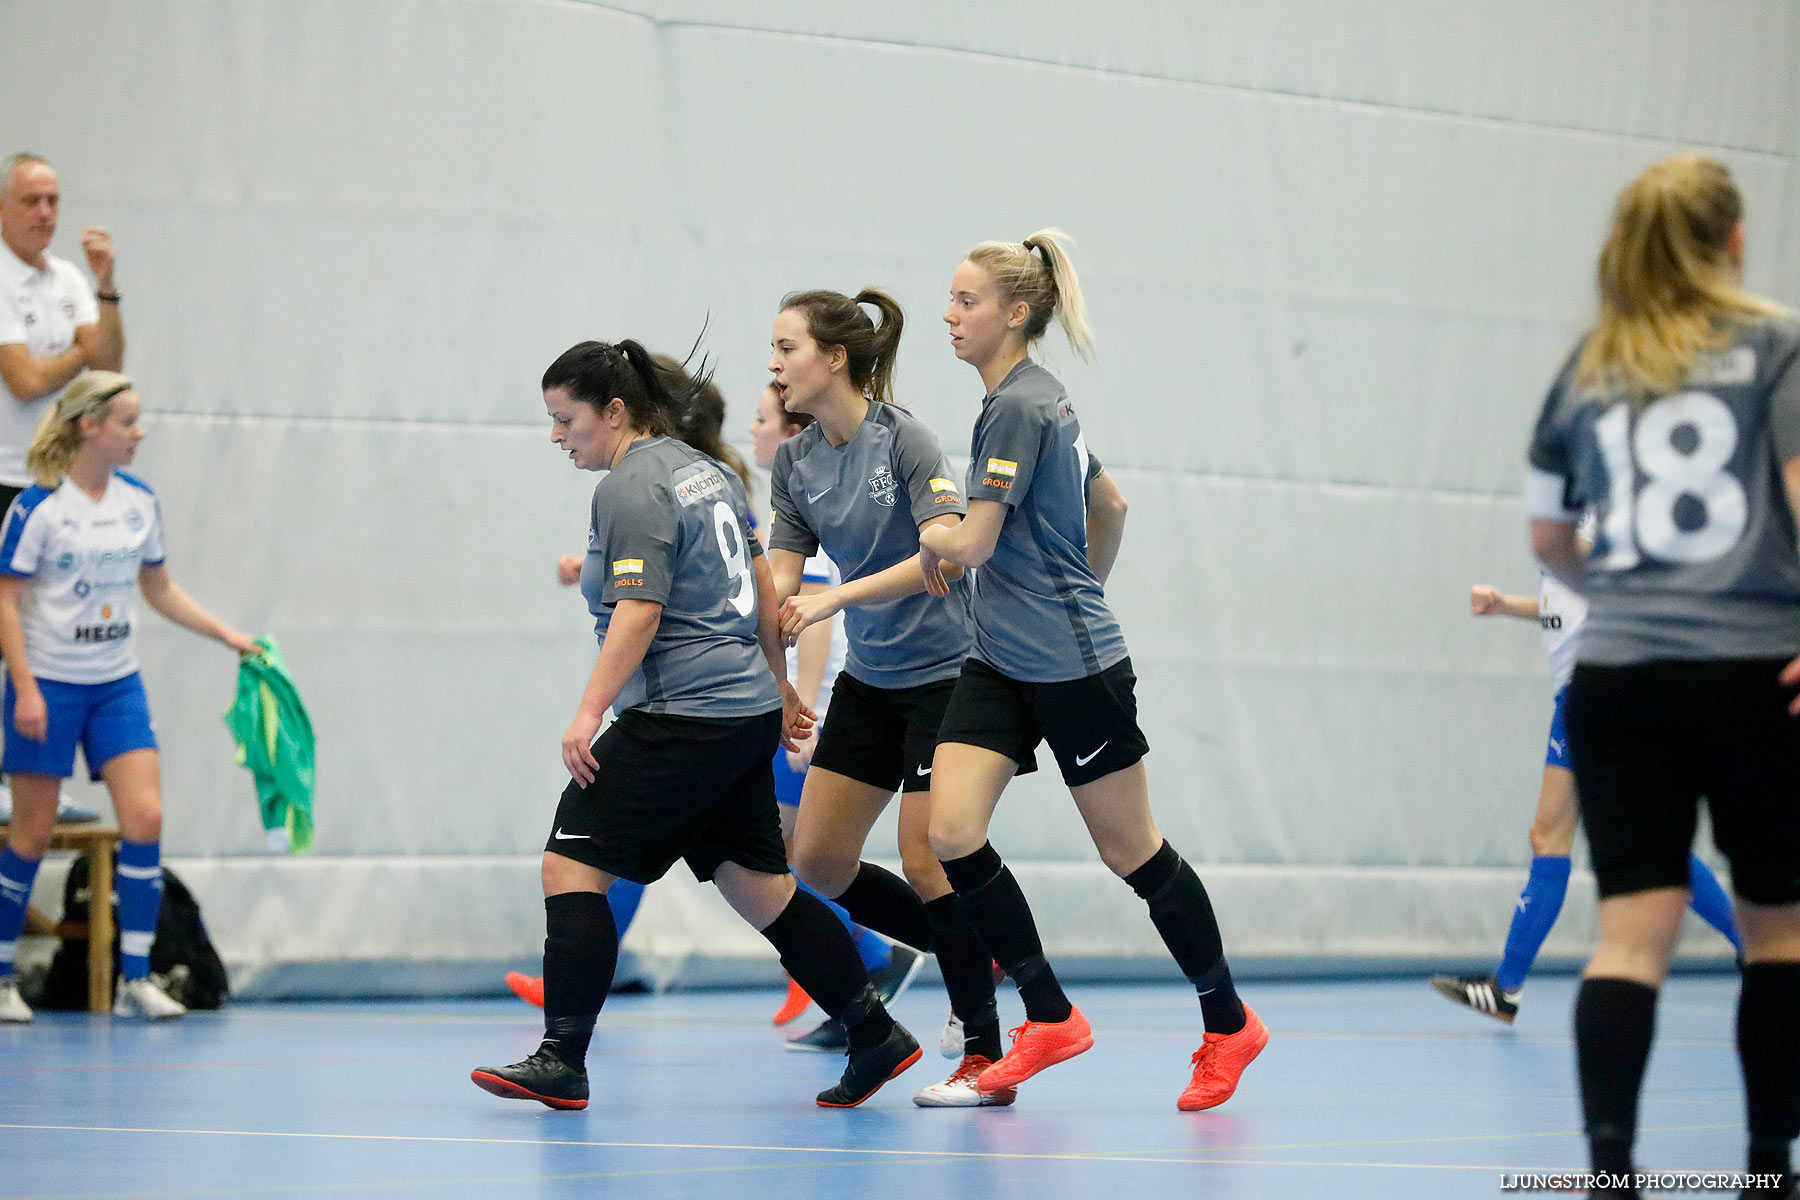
[866,466,899,507]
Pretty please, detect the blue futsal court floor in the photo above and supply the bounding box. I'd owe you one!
[0,974,1750,1198]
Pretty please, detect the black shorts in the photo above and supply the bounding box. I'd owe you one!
[810,672,959,794]
[1565,658,1800,905]
[936,656,1146,787]
[545,708,789,885]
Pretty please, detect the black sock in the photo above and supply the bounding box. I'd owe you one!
[1576,977,1658,1181]
[761,888,895,1048]
[1740,963,1800,1188]
[1124,841,1245,1035]
[836,862,936,952]
[541,891,618,1068]
[941,843,1071,1025]
[926,893,1002,1060]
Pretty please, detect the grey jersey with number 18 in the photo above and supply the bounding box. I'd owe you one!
[578,436,780,718]
[963,358,1126,683]
[1525,318,1800,665]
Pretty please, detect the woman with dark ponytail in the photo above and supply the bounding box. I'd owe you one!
[765,288,1009,1106]
[472,338,921,1112]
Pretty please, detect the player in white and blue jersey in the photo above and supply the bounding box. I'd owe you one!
[764,288,1001,1104]
[919,231,1265,1112]
[471,340,920,1112]
[1526,156,1800,1197]
[1430,565,1740,1024]
[0,371,256,1025]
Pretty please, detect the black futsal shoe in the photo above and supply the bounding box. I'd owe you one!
[471,1044,590,1110]
[786,1017,850,1052]
[815,1023,923,1108]
[1428,972,1519,1024]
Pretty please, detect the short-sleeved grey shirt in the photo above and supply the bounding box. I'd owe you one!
[1525,318,1800,665]
[962,359,1128,683]
[579,437,780,717]
[769,401,973,688]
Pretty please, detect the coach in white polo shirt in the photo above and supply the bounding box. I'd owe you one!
[0,152,125,516]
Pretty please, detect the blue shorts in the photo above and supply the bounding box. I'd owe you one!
[3,673,158,780]
[1545,685,1571,770]
[772,746,806,807]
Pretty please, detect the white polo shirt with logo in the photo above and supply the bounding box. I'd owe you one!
[0,242,99,486]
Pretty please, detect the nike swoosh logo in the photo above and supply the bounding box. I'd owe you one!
[552,828,589,840]
[1074,742,1108,767]
[807,487,832,503]
[915,765,932,776]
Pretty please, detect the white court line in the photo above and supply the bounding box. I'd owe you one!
[0,1121,1502,1171]
[0,1120,1734,1174]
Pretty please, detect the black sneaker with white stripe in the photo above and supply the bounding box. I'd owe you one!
[1428,972,1519,1024]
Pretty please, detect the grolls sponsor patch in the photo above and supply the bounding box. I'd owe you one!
[612,558,644,576]
[929,477,959,492]
[981,458,1017,490]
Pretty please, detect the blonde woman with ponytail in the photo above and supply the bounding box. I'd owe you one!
[1526,155,1800,1197]
[0,373,255,1026]
[920,231,1265,1111]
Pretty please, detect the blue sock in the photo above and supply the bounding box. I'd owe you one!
[1495,855,1572,993]
[795,877,890,972]
[0,846,42,981]
[606,880,645,938]
[115,840,163,982]
[1685,853,1743,955]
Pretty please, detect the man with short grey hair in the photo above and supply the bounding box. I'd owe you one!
[0,152,125,503]
[0,152,119,825]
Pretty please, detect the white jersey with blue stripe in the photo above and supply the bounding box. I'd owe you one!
[790,550,846,715]
[0,472,166,684]
[1538,570,1587,692]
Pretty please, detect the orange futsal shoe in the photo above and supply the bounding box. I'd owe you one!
[1177,1003,1268,1111]
[505,971,545,1009]
[976,1006,1094,1092]
[772,975,812,1026]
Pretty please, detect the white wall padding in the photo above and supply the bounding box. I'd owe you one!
[6,0,1790,988]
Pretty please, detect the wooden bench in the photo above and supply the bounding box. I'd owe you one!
[0,823,118,1014]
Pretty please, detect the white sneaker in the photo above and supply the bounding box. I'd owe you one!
[113,976,187,1020]
[0,979,32,1023]
[912,1054,1015,1107]
[55,792,100,823]
[0,783,99,823]
[938,1013,964,1059]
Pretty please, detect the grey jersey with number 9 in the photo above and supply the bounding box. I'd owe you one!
[1525,318,1800,665]
[578,436,780,717]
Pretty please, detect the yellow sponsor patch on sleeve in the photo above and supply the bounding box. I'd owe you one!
[612,558,644,576]
[929,477,959,493]
[985,458,1017,477]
